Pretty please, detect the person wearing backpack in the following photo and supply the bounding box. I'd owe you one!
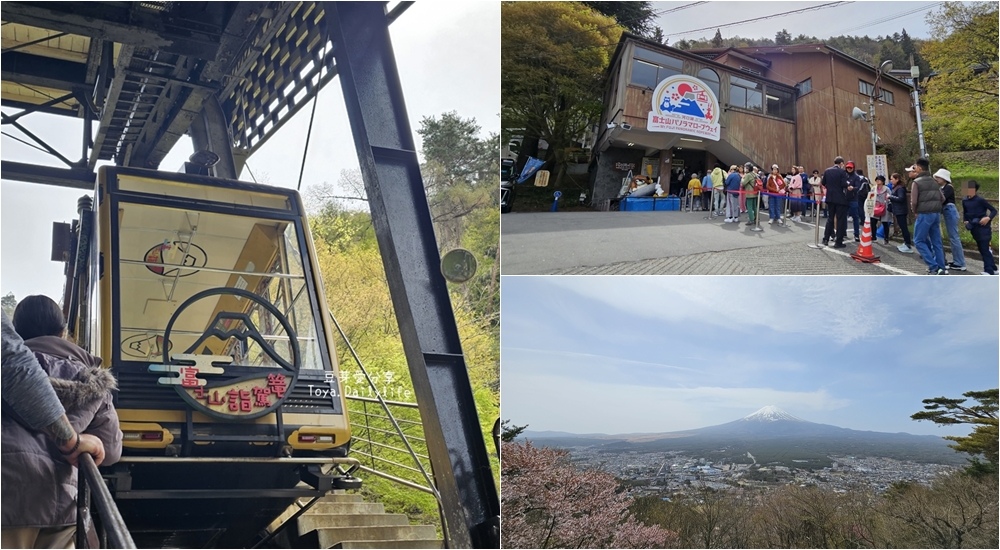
[742,162,760,226]
[3,295,122,549]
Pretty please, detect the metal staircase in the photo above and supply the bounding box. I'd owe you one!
[266,492,443,549]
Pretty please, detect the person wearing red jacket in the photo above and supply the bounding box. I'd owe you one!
[766,164,787,226]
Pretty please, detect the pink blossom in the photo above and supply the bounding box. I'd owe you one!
[501,441,677,548]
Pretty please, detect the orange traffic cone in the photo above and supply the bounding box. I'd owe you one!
[851,219,881,263]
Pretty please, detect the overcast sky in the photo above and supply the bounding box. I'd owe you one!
[501,276,999,437]
[0,1,499,302]
[652,1,941,43]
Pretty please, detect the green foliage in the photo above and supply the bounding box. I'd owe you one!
[921,2,999,151]
[581,1,656,37]
[912,389,999,475]
[1,292,16,318]
[627,473,998,549]
[711,29,723,47]
[303,111,500,527]
[501,420,528,442]
[501,2,623,186]
[417,112,498,189]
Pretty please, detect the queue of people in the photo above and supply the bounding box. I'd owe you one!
[1,297,122,549]
[711,155,995,275]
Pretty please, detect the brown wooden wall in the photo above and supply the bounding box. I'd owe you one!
[796,84,840,172]
[725,111,797,169]
[623,85,652,128]
[765,52,916,172]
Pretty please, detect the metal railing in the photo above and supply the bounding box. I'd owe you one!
[347,395,436,493]
[76,453,136,549]
[328,312,449,542]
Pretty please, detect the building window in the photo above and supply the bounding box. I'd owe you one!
[766,87,794,120]
[629,47,683,88]
[859,79,895,105]
[632,59,659,89]
[634,47,684,71]
[697,68,720,98]
[796,78,812,96]
[729,75,762,112]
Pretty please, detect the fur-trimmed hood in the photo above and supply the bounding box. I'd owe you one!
[3,336,123,529]
[49,366,117,411]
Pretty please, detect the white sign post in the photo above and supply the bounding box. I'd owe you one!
[866,154,889,181]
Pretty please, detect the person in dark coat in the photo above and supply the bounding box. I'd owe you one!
[821,156,852,248]
[845,162,863,242]
[2,296,122,549]
[888,172,913,253]
[962,180,998,275]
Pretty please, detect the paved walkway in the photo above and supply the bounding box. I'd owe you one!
[500,209,991,276]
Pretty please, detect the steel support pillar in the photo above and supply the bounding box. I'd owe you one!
[189,94,239,179]
[324,3,499,548]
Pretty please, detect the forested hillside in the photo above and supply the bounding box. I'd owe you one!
[305,112,499,526]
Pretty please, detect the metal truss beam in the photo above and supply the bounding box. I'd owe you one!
[1,160,95,190]
[0,2,223,59]
[326,3,500,548]
[1,51,87,95]
[127,3,268,169]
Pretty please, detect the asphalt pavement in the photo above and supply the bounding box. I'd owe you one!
[500,208,993,276]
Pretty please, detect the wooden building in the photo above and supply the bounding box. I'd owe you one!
[591,35,916,203]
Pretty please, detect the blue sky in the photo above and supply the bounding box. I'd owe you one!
[501,276,999,437]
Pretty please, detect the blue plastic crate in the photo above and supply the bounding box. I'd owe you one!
[654,197,680,211]
[622,197,654,211]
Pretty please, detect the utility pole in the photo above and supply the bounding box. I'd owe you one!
[910,54,928,159]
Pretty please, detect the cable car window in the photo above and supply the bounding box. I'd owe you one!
[117,174,293,211]
[116,202,325,371]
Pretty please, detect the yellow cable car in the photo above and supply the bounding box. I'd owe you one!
[67,166,358,546]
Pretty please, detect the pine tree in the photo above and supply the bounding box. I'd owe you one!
[912,389,999,475]
[712,28,724,47]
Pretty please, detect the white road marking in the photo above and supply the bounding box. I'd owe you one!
[822,246,918,275]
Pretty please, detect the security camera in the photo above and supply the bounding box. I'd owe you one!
[606,122,617,130]
[620,122,632,131]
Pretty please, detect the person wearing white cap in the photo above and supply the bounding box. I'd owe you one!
[908,158,947,274]
[933,167,966,271]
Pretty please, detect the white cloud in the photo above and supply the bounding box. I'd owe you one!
[546,276,900,346]
[502,368,851,434]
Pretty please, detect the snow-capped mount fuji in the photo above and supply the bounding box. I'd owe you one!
[742,405,804,423]
[522,406,962,465]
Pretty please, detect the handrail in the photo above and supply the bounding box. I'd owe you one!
[78,453,137,549]
[355,465,436,495]
[328,311,449,541]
